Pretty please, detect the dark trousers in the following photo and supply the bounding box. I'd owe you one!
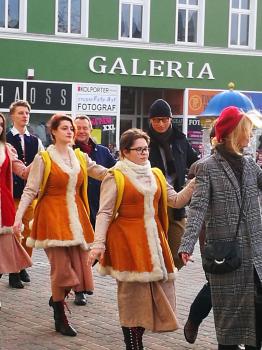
[188,281,212,325]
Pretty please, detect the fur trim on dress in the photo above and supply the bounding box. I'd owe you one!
[113,159,170,281]
[97,264,176,282]
[32,145,89,249]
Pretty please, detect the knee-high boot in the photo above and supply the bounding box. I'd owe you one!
[49,297,77,336]
[121,326,145,350]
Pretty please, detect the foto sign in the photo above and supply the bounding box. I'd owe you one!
[73,83,120,116]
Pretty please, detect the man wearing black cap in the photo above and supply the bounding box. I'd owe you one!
[147,99,198,270]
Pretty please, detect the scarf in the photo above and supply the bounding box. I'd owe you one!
[216,144,243,185]
[148,125,176,176]
[115,158,157,195]
[75,140,93,156]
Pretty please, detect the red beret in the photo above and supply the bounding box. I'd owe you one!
[215,106,243,142]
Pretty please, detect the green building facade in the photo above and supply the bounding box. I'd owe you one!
[1,0,262,150]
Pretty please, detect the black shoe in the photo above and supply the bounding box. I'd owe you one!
[19,269,30,283]
[74,292,87,306]
[184,319,199,344]
[9,273,24,289]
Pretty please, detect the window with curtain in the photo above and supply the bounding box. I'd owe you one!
[176,0,205,46]
[56,0,88,36]
[229,0,257,48]
[119,0,149,41]
[0,0,26,30]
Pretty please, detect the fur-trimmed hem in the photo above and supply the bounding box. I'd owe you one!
[97,264,176,282]
[0,226,13,235]
[26,237,91,250]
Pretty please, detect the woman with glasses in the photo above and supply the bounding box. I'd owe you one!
[88,128,195,350]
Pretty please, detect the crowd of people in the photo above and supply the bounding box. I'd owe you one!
[1,98,262,349]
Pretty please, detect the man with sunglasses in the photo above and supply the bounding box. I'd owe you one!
[147,99,198,270]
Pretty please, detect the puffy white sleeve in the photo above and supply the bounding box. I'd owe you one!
[84,153,108,180]
[91,173,117,250]
[15,154,45,222]
[167,178,195,208]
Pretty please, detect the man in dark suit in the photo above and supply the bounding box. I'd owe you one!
[73,115,116,305]
[6,100,44,288]
[147,99,199,270]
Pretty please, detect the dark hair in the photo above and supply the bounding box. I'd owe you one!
[49,114,76,143]
[9,100,31,114]
[0,113,6,143]
[120,128,150,157]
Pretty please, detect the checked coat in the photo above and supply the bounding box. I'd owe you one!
[179,151,262,347]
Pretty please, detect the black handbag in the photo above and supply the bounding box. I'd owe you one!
[202,200,244,275]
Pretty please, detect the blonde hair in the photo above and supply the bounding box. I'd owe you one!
[213,114,253,154]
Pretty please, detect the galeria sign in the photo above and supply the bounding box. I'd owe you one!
[89,56,215,80]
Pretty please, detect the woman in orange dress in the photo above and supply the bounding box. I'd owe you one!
[0,113,32,291]
[88,128,195,349]
[14,114,107,336]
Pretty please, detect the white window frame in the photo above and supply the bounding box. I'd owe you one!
[118,0,150,42]
[55,0,89,37]
[175,0,205,46]
[0,0,27,32]
[228,0,257,49]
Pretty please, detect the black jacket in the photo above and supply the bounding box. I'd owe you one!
[149,125,199,219]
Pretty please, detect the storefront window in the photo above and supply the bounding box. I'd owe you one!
[56,0,88,36]
[176,0,204,46]
[119,0,149,41]
[229,0,256,48]
[89,116,116,148]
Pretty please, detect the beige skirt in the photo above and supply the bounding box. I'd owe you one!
[0,234,32,273]
[117,280,179,332]
[45,246,94,293]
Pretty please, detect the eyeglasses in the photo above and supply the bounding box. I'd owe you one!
[129,146,150,154]
[151,117,171,124]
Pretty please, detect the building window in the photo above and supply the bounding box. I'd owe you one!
[175,0,205,46]
[0,0,27,31]
[119,0,150,41]
[56,0,88,36]
[229,0,257,49]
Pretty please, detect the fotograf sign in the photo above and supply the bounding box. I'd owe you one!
[73,83,121,116]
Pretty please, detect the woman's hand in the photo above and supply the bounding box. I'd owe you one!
[87,248,105,266]
[13,221,23,242]
[180,252,194,265]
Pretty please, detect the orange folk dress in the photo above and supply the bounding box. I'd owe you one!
[93,158,194,332]
[15,145,107,298]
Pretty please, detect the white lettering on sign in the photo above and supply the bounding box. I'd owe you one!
[46,88,51,105]
[89,56,215,80]
[102,124,115,131]
[30,87,36,104]
[61,89,67,106]
[14,87,21,101]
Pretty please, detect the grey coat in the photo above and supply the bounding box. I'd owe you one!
[179,151,262,347]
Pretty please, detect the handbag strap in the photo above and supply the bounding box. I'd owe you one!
[214,155,245,238]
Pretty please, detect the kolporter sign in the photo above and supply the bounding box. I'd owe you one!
[73,83,121,115]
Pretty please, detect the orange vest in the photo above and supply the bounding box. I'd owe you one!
[98,172,175,282]
[27,153,94,249]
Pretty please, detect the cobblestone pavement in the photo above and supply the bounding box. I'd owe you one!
[0,244,217,350]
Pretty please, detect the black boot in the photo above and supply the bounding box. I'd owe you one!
[121,326,145,350]
[9,273,24,289]
[74,291,87,306]
[19,269,30,282]
[49,297,77,336]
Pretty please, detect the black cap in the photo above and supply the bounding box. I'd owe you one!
[149,99,172,118]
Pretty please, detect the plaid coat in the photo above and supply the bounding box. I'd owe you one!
[179,151,262,347]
